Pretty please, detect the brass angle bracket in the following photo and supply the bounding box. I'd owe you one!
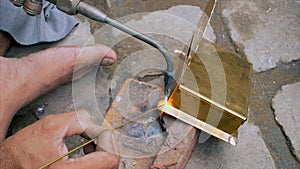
[162,0,253,146]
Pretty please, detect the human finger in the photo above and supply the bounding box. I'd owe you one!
[41,110,104,139]
[96,130,120,156]
[52,151,119,169]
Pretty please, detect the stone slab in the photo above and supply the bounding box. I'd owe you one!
[109,5,216,43]
[222,0,300,72]
[94,5,216,50]
[186,122,276,169]
[272,81,300,161]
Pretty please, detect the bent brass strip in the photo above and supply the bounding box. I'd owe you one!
[158,103,237,146]
[179,85,247,121]
[190,0,217,53]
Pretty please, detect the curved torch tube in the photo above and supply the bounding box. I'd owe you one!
[76,2,174,98]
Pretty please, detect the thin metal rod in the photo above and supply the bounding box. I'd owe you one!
[39,106,161,169]
[39,139,96,169]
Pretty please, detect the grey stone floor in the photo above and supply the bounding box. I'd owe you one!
[272,82,300,161]
[6,0,300,169]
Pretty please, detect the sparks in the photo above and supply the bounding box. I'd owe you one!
[158,97,174,114]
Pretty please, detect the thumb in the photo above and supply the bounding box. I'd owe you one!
[75,45,117,68]
[71,45,117,81]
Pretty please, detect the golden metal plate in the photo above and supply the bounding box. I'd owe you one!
[162,39,253,145]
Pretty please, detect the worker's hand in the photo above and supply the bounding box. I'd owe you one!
[1,44,117,116]
[0,110,119,169]
[0,45,117,140]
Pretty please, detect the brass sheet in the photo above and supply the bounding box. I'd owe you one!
[169,39,252,144]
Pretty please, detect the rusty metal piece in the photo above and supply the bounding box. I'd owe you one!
[101,78,165,168]
[101,78,199,168]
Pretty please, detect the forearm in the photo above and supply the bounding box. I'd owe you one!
[0,57,22,140]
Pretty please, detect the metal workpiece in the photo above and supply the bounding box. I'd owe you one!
[168,39,252,145]
[158,101,238,146]
[159,0,252,146]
